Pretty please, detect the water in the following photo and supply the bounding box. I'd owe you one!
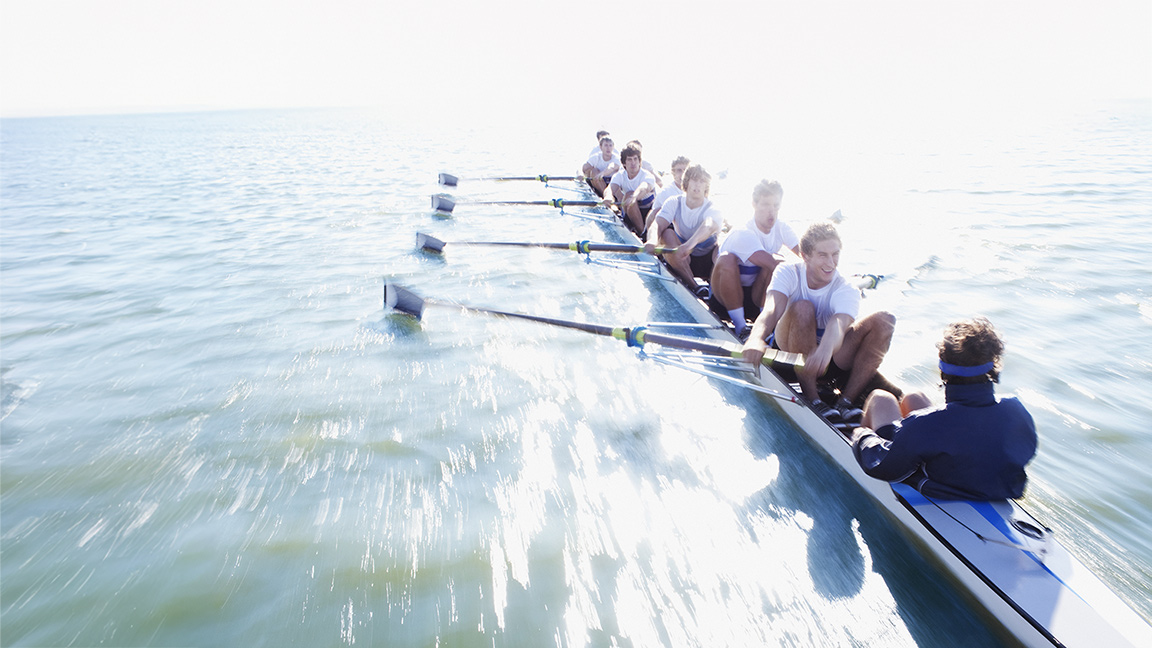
[1,105,1149,646]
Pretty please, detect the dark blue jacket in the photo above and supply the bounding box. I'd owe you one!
[852,382,1038,500]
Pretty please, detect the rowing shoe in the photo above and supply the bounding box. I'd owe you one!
[384,282,804,374]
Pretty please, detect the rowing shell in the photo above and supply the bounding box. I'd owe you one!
[577,187,1152,647]
[409,178,1152,647]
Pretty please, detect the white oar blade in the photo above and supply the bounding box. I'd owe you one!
[416,232,446,254]
[384,282,425,319]
[438,173,459,187]
[431,194,455,213]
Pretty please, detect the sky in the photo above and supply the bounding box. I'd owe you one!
[2,0,1149,127]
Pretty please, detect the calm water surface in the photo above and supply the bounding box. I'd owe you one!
[1,106,1149,646]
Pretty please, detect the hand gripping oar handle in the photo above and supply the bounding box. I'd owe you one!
[416,232,677,256]
[384,283,802,369]
[431,194,599,213]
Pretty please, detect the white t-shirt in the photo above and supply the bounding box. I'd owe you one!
[660,196,720,254]
[719,219,800,285]
[768,261,861,329]
[651,183,683,213]
[609,168,657,195]
[586,152,621,176]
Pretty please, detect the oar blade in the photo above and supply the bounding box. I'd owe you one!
[416,232,446,254]
[384,282,425,319]
[438,173,459,187]
[431,194,456,213]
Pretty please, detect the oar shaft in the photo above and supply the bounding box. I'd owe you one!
[468,199,600,207]
[439,173,577,186]
[431,300,622,339]
[432,194,609,213]
[440,240,676,255]
[385,283,800,369]
[488,175,577,182]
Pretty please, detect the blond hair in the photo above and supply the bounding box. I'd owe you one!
[752,179,783,203]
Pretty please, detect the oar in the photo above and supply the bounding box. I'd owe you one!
[439,173,578,187]
[416,232,677,255]
[432,194,602,213]
[384,282,804,370]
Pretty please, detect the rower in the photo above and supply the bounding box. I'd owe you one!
[710,179,800,338]
[605,144,658,234]
[581,135,620,198]
[645,156,689,232]
[588,129,610,157]
[624,139,663,188]
[740,222,896,422]
[644,164,721,291]
[851,317,1038,500]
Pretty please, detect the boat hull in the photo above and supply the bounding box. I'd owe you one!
[568,185,1152,648]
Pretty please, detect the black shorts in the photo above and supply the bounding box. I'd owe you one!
[741,283,762,321]
[766,348,849,385]
[688,253,714,280]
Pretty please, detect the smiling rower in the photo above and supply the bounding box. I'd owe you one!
[741,222,896,422]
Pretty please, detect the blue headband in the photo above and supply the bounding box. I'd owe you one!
[939,360,995,377]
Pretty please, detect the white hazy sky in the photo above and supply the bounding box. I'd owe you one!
[1,0,1149,127]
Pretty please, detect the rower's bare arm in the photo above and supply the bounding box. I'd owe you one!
[803,313,852,381]
[741,291,787,364]
[605,183,623,206]
[679,219,717,256]
[644,217,669,254]
[747,249,783,269]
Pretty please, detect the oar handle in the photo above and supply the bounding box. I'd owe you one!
[632,328,802,368]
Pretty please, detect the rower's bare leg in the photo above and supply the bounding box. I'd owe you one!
[900,392,932,417]
[589,176,608,197]
[834,311,896,404]
[711,254,747,331]
[710,254,743,310]
[775,301,820,400]
[774,300,819,353]
[861,390,902,431]
[751,263,776,310]
[660,229,695,284]
[861,390,930,431]
[623,203,644,234]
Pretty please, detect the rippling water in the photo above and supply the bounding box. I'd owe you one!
[1,105,1149,646]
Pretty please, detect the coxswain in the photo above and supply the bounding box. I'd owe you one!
[851,317,1038,500]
